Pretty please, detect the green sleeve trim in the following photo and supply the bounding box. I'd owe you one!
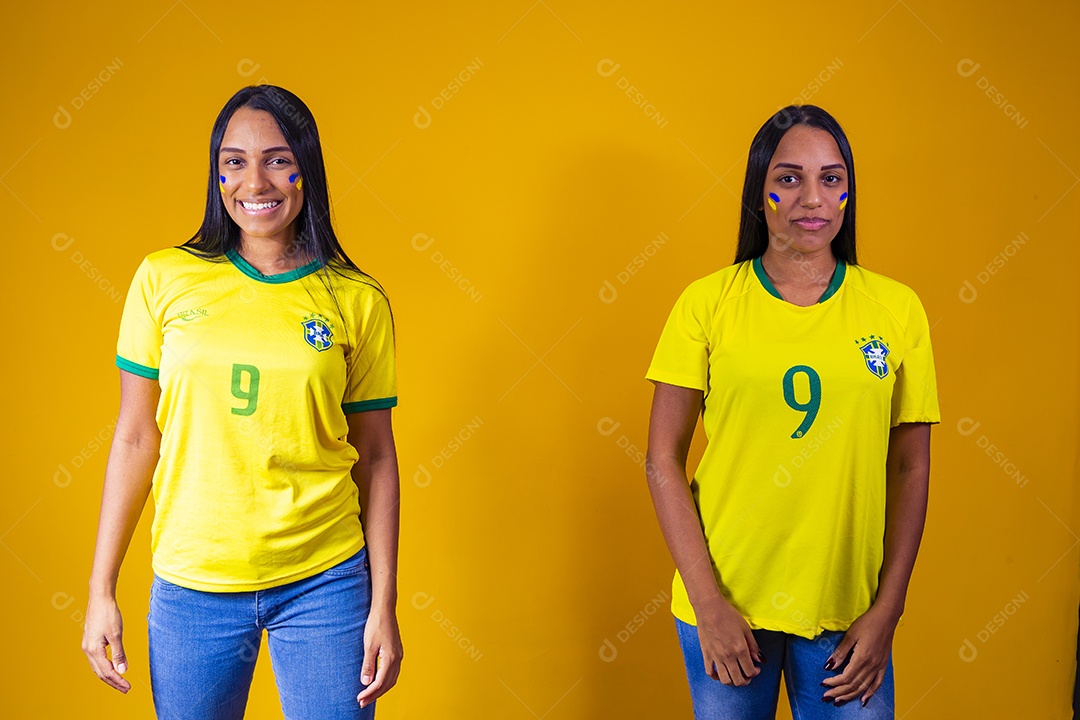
[116,355,159,379]
[342,396,398,413]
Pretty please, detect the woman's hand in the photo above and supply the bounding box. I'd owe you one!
[83,370,160,695]
[821,604,898,706]
[647,384,763,684]
[695,598,764,686]
[356,608,403,708]
[82,593,131,693]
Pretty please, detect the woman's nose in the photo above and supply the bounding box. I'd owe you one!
[242,165,271,193]
[800,187,822,208]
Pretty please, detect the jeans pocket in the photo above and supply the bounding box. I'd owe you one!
[322,547,369,578]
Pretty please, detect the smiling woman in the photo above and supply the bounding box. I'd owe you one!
[82,86,403,720]
[184,86,347,275]
[216,110,305,262]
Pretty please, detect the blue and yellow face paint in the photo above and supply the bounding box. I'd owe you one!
[838,192,848,211]
[767,192,780,214]
[289,172,303,191]
[219,174,226,192]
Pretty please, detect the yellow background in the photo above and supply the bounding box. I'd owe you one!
[3,1,1077,718]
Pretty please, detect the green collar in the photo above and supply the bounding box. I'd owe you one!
[226,248,323,284]
[751,255,842,304]
[752,256,846,304]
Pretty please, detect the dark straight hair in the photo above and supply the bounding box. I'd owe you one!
[734,105,857,265]
[181,84,374,283]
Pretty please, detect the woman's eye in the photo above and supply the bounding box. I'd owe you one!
[779,175,797,184]
[825,174,843,183]
[223,158,241,166]
[269,157,291,166]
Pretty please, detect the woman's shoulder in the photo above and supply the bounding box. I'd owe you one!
[323,262,390,306]
[843,264,928,324]
[845,264,922,302]
[128,247,221,282]
[676,261,755,304]
[141,246,223,269]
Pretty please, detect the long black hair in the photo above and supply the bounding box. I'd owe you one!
[734,105,857,265]
[182,85,371,280]
[181,85,390,354]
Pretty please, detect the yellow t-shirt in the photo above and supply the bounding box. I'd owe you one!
[646,258,939,638]
[116,247,397,592]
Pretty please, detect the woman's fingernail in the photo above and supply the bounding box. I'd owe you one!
[758,651,766,663]
[824,659,835,670]
[822,696,831,703]
[862,698,869,707]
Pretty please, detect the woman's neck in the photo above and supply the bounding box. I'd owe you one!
[759,245,838,307]
[238,233,311,275]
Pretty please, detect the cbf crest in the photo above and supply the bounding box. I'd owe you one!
[302,313,334,352]
[855,334,890,379]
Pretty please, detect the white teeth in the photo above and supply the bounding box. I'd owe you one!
[240,200,280,210]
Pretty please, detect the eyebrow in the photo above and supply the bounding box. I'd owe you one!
[772,162,846,171]
[219,146,294,155]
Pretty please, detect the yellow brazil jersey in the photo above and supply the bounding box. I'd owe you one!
[646,258,939,639]
[116,247,396,592]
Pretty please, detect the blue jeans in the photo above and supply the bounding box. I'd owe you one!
[676,617,894,720]
[148,547,375,720]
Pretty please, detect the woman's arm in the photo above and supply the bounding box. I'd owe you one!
[645,382,764,686]
[82,370,161,693]
[822,422,931,706]
[347,408,403,709]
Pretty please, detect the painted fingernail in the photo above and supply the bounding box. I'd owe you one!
[822,696,832,703]
[758,651,766,663]
[862,698,868,707]
[834,700,845,707]
[820,682,829,687]
[824,659,835,670]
